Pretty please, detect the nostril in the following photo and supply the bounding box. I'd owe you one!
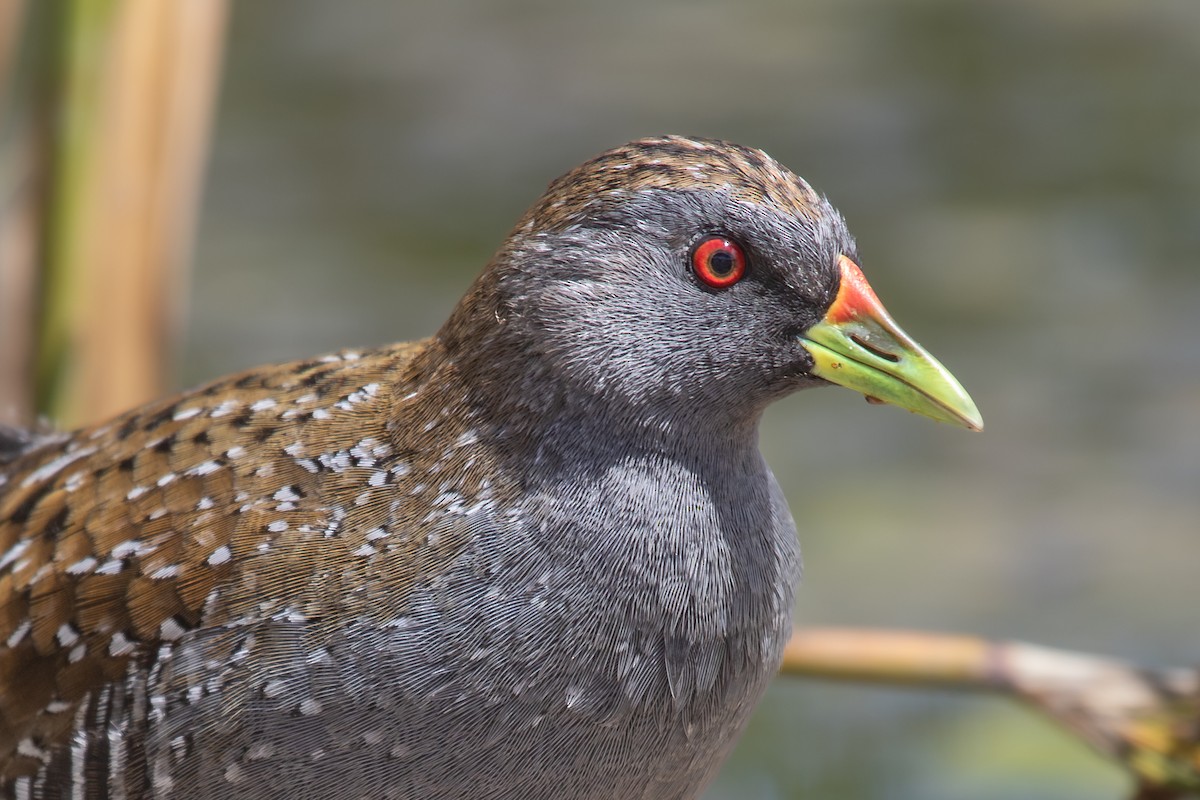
[850,334,901,363]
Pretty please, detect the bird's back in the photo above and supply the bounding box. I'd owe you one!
[0,343,429,793]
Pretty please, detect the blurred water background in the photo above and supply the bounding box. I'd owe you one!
[185,2,1199,797]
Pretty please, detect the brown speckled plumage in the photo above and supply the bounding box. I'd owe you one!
[0,333,528,774]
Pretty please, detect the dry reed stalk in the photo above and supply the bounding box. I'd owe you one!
[782,627,1200,798]
[0,0,32,426]
[37,0,227,428]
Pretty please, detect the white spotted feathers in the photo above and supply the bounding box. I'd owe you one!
[0,340,505,790]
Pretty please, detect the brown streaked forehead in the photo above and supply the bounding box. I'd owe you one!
[521,136,825,232]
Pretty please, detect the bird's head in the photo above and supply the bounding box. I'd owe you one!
[444,136,982,433]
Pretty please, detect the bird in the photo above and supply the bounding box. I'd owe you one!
[0,136,981,800]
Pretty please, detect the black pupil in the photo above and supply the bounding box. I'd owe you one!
[708,249,734,276]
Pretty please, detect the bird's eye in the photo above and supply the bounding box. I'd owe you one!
[691,236,747,289]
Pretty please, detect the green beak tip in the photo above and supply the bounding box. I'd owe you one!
[802,330,984,432]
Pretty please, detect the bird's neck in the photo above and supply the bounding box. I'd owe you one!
[436,282,765,453]
[402,332,762,487]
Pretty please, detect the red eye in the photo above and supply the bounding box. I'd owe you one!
[691,236,747,289]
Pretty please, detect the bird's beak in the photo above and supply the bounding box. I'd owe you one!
[799,255,983,431]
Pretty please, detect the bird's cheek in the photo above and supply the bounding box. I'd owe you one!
[775,342,820,386]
